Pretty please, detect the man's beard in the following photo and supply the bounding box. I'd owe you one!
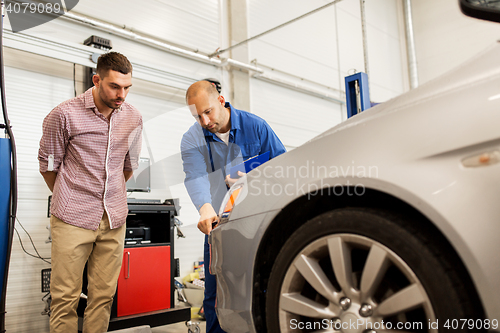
[99,89,124,110]
[104,98,124,110]
[204,123,219,133]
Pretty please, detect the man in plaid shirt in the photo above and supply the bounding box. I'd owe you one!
[39,52,142,333]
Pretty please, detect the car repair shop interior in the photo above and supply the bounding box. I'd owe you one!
[0,0,499,332]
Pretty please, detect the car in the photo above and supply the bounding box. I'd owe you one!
[209,1,500,332]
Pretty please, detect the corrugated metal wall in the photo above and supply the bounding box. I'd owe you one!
[4,51,74,332]
[1,0,407,331]
[72,0,220,54]
[250,79,342,150]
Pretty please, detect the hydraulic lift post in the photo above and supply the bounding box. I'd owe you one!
[345,72,371,118]
[0,138,10,301]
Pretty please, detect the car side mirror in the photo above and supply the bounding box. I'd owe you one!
[460,0,500,23]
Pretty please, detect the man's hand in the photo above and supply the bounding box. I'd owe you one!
[225,171,245,188]
[198,203,218,235]
[124,170,133,182]
[40,171,57,192]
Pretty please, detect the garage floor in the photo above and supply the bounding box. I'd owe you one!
[151,320,206,333]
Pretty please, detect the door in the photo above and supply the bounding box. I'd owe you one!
[117,246,171,317]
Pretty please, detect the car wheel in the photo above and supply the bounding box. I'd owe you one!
[266,208,482,332]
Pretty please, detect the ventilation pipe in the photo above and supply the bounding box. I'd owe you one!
[360,0,370,81]
[403,0,419,89]
[60,11,343,103]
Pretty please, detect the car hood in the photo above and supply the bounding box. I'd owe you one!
[231,41,500,219]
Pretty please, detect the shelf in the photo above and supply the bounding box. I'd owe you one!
[78,306,191,332]
[127,204,177,215]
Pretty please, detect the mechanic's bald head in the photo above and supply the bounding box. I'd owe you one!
[186,80,219,103]
[185,80,230,133]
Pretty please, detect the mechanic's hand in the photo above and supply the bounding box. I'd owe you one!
[225,171,245,188]
[198,203,219,235]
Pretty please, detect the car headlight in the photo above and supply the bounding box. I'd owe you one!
[219,183,244,223]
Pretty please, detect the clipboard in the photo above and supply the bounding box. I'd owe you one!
[230,151,270,178]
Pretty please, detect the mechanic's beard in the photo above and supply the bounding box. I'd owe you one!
[205,123,219,133]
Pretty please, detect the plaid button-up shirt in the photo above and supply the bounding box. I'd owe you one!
[38,88,142,230]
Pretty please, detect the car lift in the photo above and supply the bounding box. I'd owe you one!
[345,72,371,118]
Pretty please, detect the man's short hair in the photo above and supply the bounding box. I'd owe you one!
[96,52,132,78]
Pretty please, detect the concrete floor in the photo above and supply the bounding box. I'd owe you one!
[111,300,206,333]
[151,320,206,333]
[149,301,205,333]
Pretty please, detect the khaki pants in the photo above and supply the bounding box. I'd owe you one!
[49,212,126,333]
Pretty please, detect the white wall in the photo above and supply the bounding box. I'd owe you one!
[412,0,500,85]
[2,0,407,331]
[247,0,406,149]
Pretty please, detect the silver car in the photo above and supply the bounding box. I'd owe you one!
[210,1,500,332]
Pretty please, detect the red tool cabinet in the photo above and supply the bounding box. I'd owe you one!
[116,245,171,316]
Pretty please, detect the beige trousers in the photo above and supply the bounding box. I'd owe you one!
[49,212,126,333]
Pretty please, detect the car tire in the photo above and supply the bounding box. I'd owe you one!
[266,208,483,332]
